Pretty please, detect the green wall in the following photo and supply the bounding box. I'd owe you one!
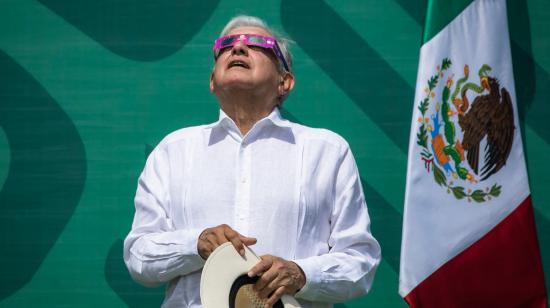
[0,0,548,307]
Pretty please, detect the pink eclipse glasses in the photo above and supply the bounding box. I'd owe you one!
[213,34,290,72]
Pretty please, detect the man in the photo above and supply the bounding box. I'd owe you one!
[124,15,381,308]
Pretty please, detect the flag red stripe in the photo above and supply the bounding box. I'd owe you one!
[404,196,547,307]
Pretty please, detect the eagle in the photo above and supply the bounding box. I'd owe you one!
[457,75,515,181]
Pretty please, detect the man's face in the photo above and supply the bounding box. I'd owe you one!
[210,26,283,98]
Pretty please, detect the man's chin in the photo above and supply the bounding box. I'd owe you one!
[222,79,256,91]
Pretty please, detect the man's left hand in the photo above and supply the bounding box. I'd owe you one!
[248,255,306,307]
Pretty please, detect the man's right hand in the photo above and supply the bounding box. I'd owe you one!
[197,224,257,260]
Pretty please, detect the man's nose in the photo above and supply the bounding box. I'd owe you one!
[231,40,248,56]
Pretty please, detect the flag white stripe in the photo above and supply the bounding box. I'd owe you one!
[399,0,529,296]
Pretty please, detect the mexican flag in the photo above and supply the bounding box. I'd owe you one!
[399,0,548,306]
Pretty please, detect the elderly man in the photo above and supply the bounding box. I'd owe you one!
[124,15,381,308]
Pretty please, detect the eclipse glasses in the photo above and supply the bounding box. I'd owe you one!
[213,34,290,72]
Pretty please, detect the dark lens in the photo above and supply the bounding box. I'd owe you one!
[247,36,266,46]
[221,36,237,47]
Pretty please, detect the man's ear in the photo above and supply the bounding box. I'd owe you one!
[209,72,215,93]
[279,73,295,96]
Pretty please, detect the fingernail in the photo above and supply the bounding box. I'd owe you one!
[247,271,253,277]
[240,249,245,256]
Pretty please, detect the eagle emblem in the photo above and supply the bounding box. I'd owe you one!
[416,58,514,202]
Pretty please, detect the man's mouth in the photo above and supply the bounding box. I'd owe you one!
[228,60,250,69]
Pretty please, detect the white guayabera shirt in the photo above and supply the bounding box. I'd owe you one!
[124,108,381,308]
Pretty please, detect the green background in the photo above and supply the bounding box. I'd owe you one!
[0,0,548,307]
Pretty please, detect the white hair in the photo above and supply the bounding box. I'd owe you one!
[219,15,293,73]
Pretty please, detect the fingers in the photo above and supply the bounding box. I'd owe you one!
[224,226,257,256]
[248,256,274,278]
[240,234,258,246]
[258,273,281,299]
[197,224,256,259]
[225,227,246,256]
[198,229,219,260]
[265,286,285,308]
[197,240,215,260]
[252,256,281,299]
[251,255,307,304]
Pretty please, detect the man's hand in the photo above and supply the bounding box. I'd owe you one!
[248,255,306,307]
[197,224,257,260]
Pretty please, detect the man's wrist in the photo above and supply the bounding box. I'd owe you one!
[291,261,306,292]
[292,257,323,299]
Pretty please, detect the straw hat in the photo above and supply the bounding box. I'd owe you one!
[200,242,301,308]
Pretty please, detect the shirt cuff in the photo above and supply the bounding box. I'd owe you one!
[138,228,205,261]
[292,256,323,300]
[177,228,205,262]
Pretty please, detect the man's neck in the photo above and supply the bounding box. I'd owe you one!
[219,95,278,136]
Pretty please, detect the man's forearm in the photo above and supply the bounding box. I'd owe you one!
[124,228,205,286]
[293,245,380,303]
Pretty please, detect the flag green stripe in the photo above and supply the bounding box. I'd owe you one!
[423,0,475,43]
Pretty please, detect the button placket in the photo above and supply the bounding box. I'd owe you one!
[234,142,251,234]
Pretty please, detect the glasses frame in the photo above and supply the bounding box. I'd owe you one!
[213,34,290,72]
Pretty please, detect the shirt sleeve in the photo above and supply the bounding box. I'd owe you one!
[293,144,382,302]
[123,144,205,287]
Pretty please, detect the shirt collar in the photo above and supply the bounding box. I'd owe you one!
[204,107,292,130]
[204,107,294,145]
